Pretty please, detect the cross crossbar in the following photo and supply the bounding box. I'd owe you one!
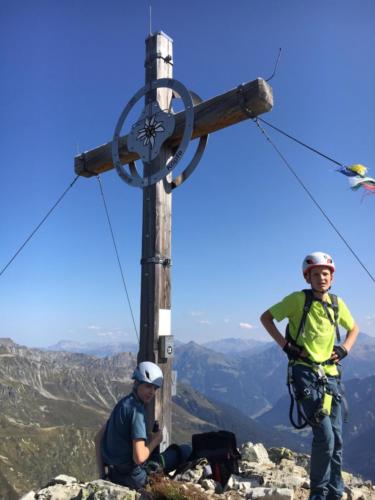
[75,31,274,452]
[75,78,273,177]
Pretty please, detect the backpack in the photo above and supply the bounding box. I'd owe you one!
[190,430,241,486]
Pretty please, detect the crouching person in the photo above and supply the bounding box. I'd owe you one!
[95,361,191,490]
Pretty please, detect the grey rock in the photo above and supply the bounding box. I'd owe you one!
[85,479,139,499]
[345,486,375,499]
[201,478,217,491]
[226,474,260,493]
[36,483,83,499]
[20,492,37,500]
[175,466,203,483]
[19,443,375,500]
[241,443,271,464]
[247,487,294,499]
[23,479,139,500]
[267,448,295,465]
[174,459,207,483]
[261,459,308,490]
[45,475,78,487]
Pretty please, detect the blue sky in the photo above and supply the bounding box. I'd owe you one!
[1,0,374,348]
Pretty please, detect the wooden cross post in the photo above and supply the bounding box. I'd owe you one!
[138,32,173,448]
[75,31,273,449]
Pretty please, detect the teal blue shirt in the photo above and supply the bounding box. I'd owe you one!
[101,390,147,465]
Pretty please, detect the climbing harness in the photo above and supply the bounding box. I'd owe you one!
[285,289,340,350]
[287,363,333,429]
[285,290,348,429]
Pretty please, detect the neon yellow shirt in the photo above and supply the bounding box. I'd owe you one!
[269,291,355,376]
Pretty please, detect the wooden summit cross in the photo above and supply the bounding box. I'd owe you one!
[75,31,273,449]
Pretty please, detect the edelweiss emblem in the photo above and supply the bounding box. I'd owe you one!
[137,115,165,148]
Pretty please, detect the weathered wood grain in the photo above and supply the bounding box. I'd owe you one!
[137,32,173,449]
[75,78,273,177]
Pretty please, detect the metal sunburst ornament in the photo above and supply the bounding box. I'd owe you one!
[127,101,175,164]
[136,114,166,148]
[112,78,207,188]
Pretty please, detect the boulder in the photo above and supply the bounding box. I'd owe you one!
[248,487,294,499]
[20,444,375,500]
[241,443,271,464]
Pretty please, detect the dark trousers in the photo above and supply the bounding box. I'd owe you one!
[292,364,344,499]
[108,462,147,490]
[108,443,192,490]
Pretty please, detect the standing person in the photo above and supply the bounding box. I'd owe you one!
[260,252,359,500]
[95,361,191,490]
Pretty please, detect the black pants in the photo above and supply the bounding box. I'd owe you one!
[108,443,192,490]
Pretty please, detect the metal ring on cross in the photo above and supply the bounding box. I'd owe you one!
[167,90,208,190]
[112,78,195,188]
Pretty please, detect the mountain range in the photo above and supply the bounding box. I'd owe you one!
[172,334,375,481]
[1,333,374,496]
[45,336,270,358]
[0,337,301,498]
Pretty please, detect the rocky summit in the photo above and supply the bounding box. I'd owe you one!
[21,443,375,500]
[2,337,375,498]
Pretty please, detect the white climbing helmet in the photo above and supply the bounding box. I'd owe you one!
[132,361,163,388]
[302,252,335,277]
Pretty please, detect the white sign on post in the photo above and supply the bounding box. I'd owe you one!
[158,308,171,336]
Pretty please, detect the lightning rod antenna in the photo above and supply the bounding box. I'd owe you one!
[149,4,152,35]
[266,48,282,82]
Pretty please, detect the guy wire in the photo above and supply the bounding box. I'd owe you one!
[0,175,79,278]
[257,117,344,168]
[96,175,140,343]
[253,118,374,283]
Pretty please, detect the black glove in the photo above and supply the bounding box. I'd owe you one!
[283,342,302,360]
[333,344,348,361]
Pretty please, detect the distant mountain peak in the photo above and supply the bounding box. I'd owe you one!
[202,337,269,355]
[0,337,16,346]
